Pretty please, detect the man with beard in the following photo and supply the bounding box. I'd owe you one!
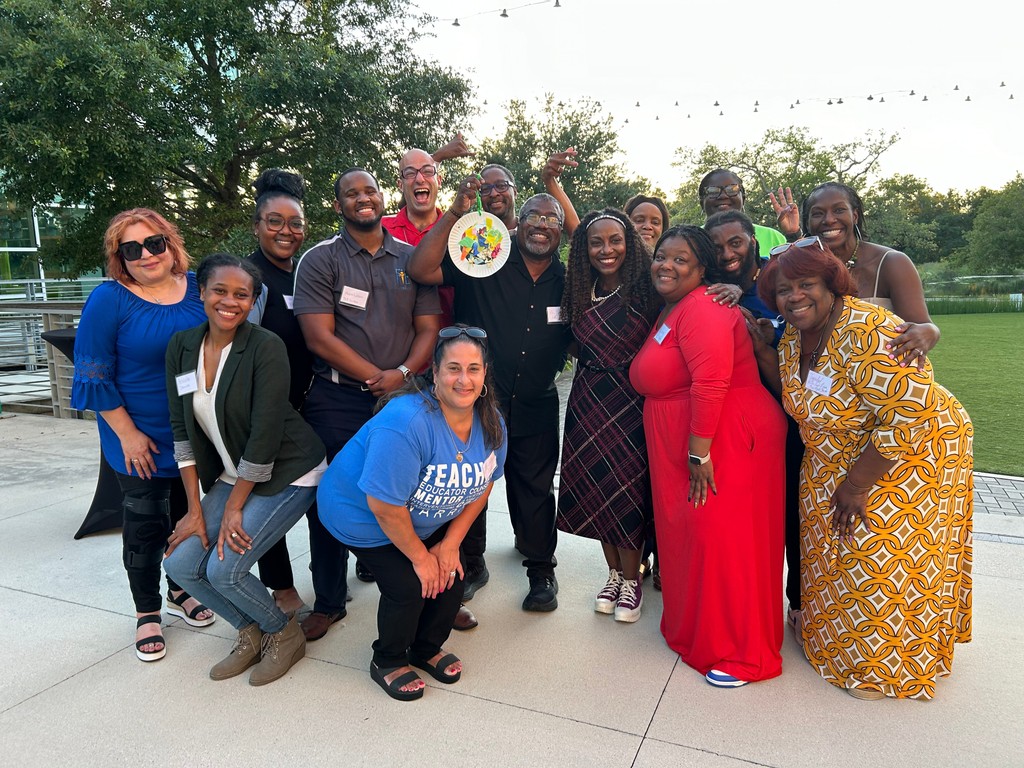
[705,208,802,635]
[408,180,571,612]
[292,167,441,641]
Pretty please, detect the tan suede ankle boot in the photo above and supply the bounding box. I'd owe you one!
[210,622,262,680]
[249,615,305,686]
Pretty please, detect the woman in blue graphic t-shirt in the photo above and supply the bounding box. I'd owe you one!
[318,325,507,702]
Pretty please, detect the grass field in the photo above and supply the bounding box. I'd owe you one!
[928,313,1024,476]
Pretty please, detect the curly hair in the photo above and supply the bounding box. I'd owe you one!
[560,208,656,327]
[252,168,305,225]
[757,241,857,313]
[801,181,868,239]
[103,208,190,284]
[653,225,725,285]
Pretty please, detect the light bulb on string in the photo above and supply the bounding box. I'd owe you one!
[452,18,460,26]
[500,9,508,17]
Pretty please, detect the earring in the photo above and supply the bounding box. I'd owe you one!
[430,385,437,398]
[854,224,863,241]
[480,383,488,398]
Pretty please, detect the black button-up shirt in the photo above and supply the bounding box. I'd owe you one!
[442,239,570,437]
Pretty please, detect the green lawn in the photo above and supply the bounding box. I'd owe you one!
[928,313,1024,476]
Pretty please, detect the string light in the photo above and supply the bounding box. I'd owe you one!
[433,0,552,25]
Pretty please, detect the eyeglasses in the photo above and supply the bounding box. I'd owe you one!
[117,235,168,262]
[521,212,563,229]
[437,326,488,344]
[399,165,438,180]
[259,214,306,233]
[480,180,515,194]
[769,236,824,258]
[702,184,743,200]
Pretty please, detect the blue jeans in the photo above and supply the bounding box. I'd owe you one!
[164,481,316,634]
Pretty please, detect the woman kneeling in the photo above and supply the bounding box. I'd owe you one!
[164,254,326,686]
[317,326,507,701]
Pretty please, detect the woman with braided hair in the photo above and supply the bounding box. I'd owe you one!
[556,208,658,623]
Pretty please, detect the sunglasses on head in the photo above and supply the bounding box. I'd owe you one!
[437,326,487,344]
[117,234,169,262]
[769,236,824,258]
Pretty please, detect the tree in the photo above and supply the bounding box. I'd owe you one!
[959,175,1024,273]
[672,126,900,228]
[475,95,654,216]
[0,0,474,275]
[861,174,938,263]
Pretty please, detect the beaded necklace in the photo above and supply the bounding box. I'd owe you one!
[591,278,620,304]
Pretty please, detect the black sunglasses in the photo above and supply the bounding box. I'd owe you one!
[437,326,487,344]
[117,234,169,262]
[702,184,743,200]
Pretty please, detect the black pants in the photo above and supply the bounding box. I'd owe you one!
[115,473,187,613]
[257,536,294,591]
[301,377,377,614]
[349,524,463,669]
[784,414,805,611]
[479,429,559,573]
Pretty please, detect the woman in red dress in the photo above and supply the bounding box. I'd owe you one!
[630,225,787,688]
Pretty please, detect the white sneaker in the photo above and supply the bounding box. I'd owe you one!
[614,578,643,623]
[594,569,622,614]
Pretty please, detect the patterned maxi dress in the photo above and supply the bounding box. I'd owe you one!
[556,294,652,549]
[781,297,973,700]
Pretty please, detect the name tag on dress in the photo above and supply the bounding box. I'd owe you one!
[483,451,497,480]
[805,370,833,396]
[546,306,563,324]
[654,324,670,344]
[284,294,294,310]
[175,371,199,396]
[339,286,369,310]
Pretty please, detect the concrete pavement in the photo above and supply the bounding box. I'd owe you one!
[1,412,1022,767]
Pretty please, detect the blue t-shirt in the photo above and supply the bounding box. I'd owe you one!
[743,258,784,347]
[318,394,508,548]
[71,273,206,477]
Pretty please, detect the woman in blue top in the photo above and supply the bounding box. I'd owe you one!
[72,208,215,662]
[318,326,507,701]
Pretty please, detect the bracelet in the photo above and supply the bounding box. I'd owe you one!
[785,230,804,243]
[844,477,872,492]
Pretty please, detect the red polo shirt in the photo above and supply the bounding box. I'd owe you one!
[382,206,454,328]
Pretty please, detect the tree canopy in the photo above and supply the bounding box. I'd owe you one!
[0,0,474,274]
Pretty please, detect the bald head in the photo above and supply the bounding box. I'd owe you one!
[397,148,440,221]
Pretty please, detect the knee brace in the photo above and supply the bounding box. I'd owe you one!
[122,496,171,571]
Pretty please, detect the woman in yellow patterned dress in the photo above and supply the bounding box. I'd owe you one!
[749,239,972,701]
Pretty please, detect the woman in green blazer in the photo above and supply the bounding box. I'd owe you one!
[163,253,326,687]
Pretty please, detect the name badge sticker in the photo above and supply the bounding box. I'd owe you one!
[546,306,563,324]
[483,451,498,481]
[339,285,370,310]
[805,370,834,396]
[283,294,294,310]
[175,371,199,396]
[654,323,670,345]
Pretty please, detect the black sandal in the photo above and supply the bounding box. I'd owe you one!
[370,662,424,701]
[409,651,462,684]
[136,615,166,662]
[166,590,216,627]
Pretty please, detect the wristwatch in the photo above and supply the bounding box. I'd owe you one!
[688,452,710,466]
[397,364,412,381]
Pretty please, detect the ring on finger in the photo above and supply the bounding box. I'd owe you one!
[230,532,238,539]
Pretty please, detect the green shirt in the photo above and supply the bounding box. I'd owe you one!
[753,224,786,256]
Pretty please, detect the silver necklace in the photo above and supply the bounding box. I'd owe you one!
[591,278,620,303]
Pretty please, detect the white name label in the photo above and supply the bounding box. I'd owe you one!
[546,306,563,324]
[284,294,294,310]
[339,285,369,310]
[654,324,670,344]
[483,451,497,481]
[175,371,199,396]
[805,370,834,396]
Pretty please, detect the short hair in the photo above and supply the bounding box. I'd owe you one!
[253,168,305,225]
[479,163,516,186]
[103,208,190,283]
[334,167,378,200]
[704,209,755,238]
[653,225,724,284]
[623,194,671,228]
[802,181,868,238]
[520,193,563,222]
[196,252,263,299]
[756,242,857,313]
[698,168,744,200]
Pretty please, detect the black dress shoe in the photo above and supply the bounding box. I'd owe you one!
[452,604,479,631]
[522,572,558,612]
[461,565,490,601]
[355,560,375,583]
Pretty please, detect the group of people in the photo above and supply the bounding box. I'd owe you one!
[71,139,973,703]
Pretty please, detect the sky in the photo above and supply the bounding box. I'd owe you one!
[409,0,1022,197]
